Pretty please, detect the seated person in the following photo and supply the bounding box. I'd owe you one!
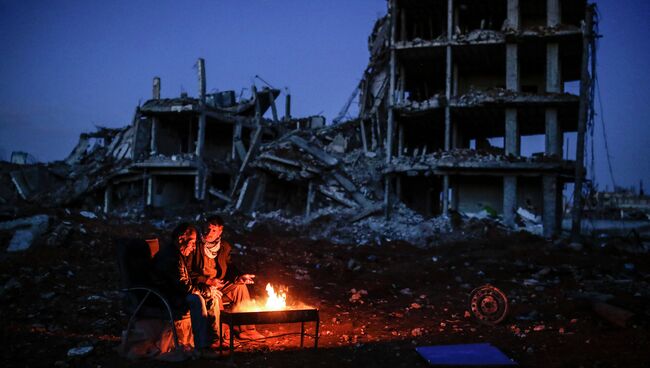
[154,222,221,357]
[195,215,265,340]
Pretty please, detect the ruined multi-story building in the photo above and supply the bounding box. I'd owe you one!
[5,2,596,239]
[97,59,332,216]
[359,0,594,236]
[104,59,284,213]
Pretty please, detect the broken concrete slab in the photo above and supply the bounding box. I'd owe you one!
[288,136,338,167]
[208,187,232,203]
[0,214,50,252]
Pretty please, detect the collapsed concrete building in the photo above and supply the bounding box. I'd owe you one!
[100,59,328,215]
[3,1,598,242]
[357,0,594,237]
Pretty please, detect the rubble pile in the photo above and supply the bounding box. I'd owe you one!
[394,95,444,114]
[2,210,650,367]
[454,29,505,43]
[1,126,132,214]
[388,148,567,170]
[453,87,579,107]
[252,202,454,247]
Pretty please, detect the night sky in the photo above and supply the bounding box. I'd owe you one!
[0,0,648,191]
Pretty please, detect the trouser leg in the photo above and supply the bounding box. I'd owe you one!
[221,281,250,305]
[220,281,254,331]
[206,296,221,345]
[185,294,209,348]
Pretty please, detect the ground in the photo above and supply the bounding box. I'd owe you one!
[1,212,649,367]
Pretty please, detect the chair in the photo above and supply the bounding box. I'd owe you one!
[116,237,189,351]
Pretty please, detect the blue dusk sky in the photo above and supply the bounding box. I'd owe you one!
[0,0,648,191]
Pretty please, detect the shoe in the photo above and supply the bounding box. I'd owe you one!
[236,329,266,341]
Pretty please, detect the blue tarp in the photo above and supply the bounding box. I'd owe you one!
[416,343,517,366]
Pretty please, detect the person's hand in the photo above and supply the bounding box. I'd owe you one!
[237,274,255,284]
[210,286,223,299]
[207,278,225,288]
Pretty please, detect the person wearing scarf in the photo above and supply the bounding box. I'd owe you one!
[191,215,265,341]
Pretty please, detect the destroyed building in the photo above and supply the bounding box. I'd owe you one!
[358,0,593,237]
[3,1,597,241]
[102,59,309,215]
[73,57,345,219]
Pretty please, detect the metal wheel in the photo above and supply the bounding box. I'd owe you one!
[468,284,508,325]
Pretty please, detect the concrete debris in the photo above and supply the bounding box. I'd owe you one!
[10,151,37,165]
[80,211,97,219]
[46,222,74,247]
[453,88,579,107]
[67,346,94,357]
[0,214,50,252]
[254,202,452,248]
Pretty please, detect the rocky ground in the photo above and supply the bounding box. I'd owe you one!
[1,211,649,367]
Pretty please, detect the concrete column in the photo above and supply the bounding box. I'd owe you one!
[306,181,315,216]
[442,0,454,217]
[153,77,161,100]
[506,44,519,91]
[545,43,562,157]
[146,176,154,207]
[505,42,520,157]
[505,109,520,156]
[197,58,206,101]
[196,114,206,157]
[150,117,159,154]
[269,90,279,122]
[545,109,561,157]
[284,93,291,121]
[546,43,561,93]
[442,175,449,216]
[503,176,517,227]
[444,1,453,150]
[150,77,161,155]
[447,0,454,37]
[399,65,406,103]
[384,176,392,219]
[400,7,407,42]
[451,176,459,211]
[507,0,520,30]
[547,0,561,27]
[103,184,113,214]
[196,58,206,157]
[543,175,560,237]
[194,172,203,201]
[386,0,397,162]
[571,5,596,242]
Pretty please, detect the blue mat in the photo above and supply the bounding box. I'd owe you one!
[416,343,516,366]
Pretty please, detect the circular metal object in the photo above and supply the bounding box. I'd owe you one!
[469,284,509,325]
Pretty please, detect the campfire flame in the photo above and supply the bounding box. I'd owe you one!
[233,282,294,312]
[264,283,287,310]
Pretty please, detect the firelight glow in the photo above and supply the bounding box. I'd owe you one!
[264,283,287,310]
[233,283,292,312]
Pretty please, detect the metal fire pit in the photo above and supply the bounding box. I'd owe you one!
[219,308,320,356]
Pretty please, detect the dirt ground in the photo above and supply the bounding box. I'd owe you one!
[1,212,649,367]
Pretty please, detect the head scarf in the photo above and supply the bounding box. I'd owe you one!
[203,236,221,259]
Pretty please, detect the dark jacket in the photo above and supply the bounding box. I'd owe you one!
[153,241,211,304]
[189,239,241,286]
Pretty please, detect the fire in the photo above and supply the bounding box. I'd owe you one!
[233,282,291,312]
[264,283,287,310]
